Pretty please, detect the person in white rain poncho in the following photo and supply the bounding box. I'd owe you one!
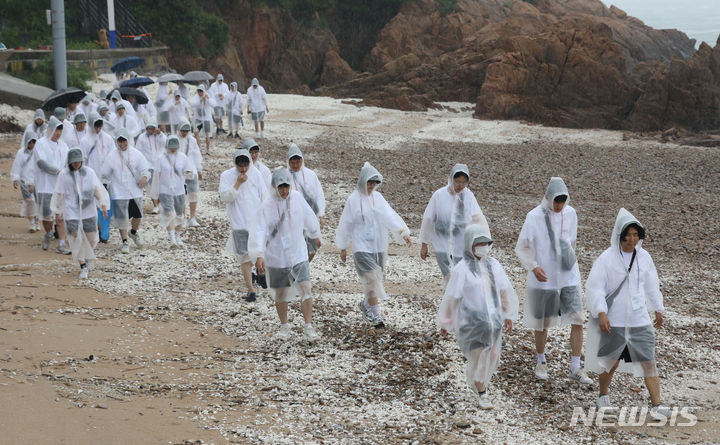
[243,137,271,190]
[32,116,71,254]
[169,91,192,135]
[254,168,321,342]
[437,224,518,410]
[287,144,326,262]
[24,109,47,141]
[177,81,189,101]
[78,94,96,123]
[208,73,229,135]
[246,78,269,138]
[177,119,204,227]
[50,148,110,280]
[218,149,267,302]
[111,103,141,140]
[135,118,167,214]
[63,112,88,148]
[155,135,196,248]
[80,112,115,241]
[190,84,216,155]
[109,90,137,119]
[155,81,171,133]
[515,177,591,384]
[336,162,411,328]
[420,164,489,288]
[11,131,40,232]
[100,128,151,254]
[585,208,670,417]
[227,82,244,139]
[97,103,116,134]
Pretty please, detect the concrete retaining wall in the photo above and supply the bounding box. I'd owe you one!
[3,47,170,75]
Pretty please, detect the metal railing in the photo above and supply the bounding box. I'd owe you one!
[78,0,152,48]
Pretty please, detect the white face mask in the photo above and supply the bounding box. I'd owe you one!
[473,245,491,258]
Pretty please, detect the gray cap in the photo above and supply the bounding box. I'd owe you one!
[116,102,125,110]
[242,137,259,151]
[34,108,45,121]
[97,103,109,112]
[115,128,130,141]
[67,147,84,165]
[89,111,103,126]
[73,112,87,124]
[234,148,251,164]
[99,89,108,99]
[54,107,66,120]
[179,119,192,132]
[251,78,259,86]
[166,135,180,150]
[217,73,224,81]
[230,81,237,88]
[197,84,206,92]
[145,117,157,129]
[81,93,92,104]
[272,167,292,188]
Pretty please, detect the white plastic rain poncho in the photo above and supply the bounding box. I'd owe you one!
[189,89,216,126]
[246,81,268,113]
[287,144,325,254]
[97,103,116,133]
[32,117,69,221]
[111,108,141,140]
[208,78,230,108]
[10,131,39,218]
[78,94,97,123]
[63,112,88,148]
[177,121,203,203]
[156,136,196,229]
[437,224,518,386]
[335,162,410,301]
[24,109,47,141]
[100,130,151,230]
[242,137,271,190]
[218,149,266,262]
[80,112,115,177]
[254,168,321,302]
[168,94,192,131]
[109,90,137,118]
[585,208,664,378]
[156,83,171,125]
[136,87,156,123]
[136,125,167,168]
[50,153,109,263]
[177,82,189,100]
[515,177,583,330]
[419,164,489,280]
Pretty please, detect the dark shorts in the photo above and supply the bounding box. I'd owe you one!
[159,193,184,215]
[267,261,310,289]
[157,111,170,125]
[214,106,225,118]
[37,193,54,219]
[232,229,249,256]
[66,217,98,234]
[528,285,583,319]
[436,251,461,276]
[113,197,143,220]
[353,252,386,275]
[251,111,265,122]
[598,324,656,363]
[460,322,502,354]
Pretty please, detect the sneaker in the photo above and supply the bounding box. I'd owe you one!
[205,150,210,156]
[170,238,179,249]
[86,260,94,271]
[182,218,188,229]
[234,133,240,139]
[121,241,130,254]
[569,369,593,385]
[151,206,160,214]
[260,131,265,138]
[176,236,184,248]
[128,231,143,247]
[56,244,71,255]
[41,232,52,250]
[255,132,260,139]
[357,300,373,323]
[245,291,257,302]
[478,392,494,410]
[650,404,673,419]
[303,325,321,342]
[256,273,267,289]
[227,133,233,139]
[535,362,549,380]
[370,311,385,329]
[79,268,89,280]
[275,325,291,341]
[216,128,220,135]
[189,217,200,227]
[597,395,617,415]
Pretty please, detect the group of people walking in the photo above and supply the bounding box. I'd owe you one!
[10,88,669,417]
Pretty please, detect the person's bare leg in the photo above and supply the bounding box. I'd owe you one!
[301,298,313,324]
[189,202,197,219]
[308,252,315,263]
[42,220,53,233]
[275,301,289,324]
[119,229,128,240]
[241,261,254,293]
[131,217,141,231]
[56,217,67,241]
[570,324,583,356]
[254,121,259,133]
[205,136,210,153]
[534,329,548,354]
[260,120,265,131]
[475,382,486,392]
[599,360,621,395]
[152,198,159,207]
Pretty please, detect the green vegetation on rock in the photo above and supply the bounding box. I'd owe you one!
[14,56,92,91]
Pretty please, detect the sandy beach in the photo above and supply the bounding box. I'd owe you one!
[1,75,719,443]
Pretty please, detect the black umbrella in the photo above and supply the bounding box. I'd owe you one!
[183,70,214,84]
[121,77,154,88]
[106,87,149,105]
[111,56,145,73]
[42,87,87,111]
[157,72,186,83]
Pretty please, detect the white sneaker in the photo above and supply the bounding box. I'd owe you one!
[255,132,260,139]
[357,300,373,323]
[175,236,184,247]
[79,268,89,280]
[569,369,593,385]
[275,325,291,341]
[535,362,549,380]
[303,325,320,342]
[650,404,673,419]
[151,206,160,214]
[41,232,53,250]
[121,241,130,254]
[478,392,494,410]
[260,131,264,138]
[169,238,179,249]
[189,217,200,227]
[128,231,143,247]
[182,218,188,229]
[597,394,617,415]
[86,260,94,271]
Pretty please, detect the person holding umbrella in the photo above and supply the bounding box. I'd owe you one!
[208,73,229,135]
[31,116,71,254]
[189,84,215,155]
